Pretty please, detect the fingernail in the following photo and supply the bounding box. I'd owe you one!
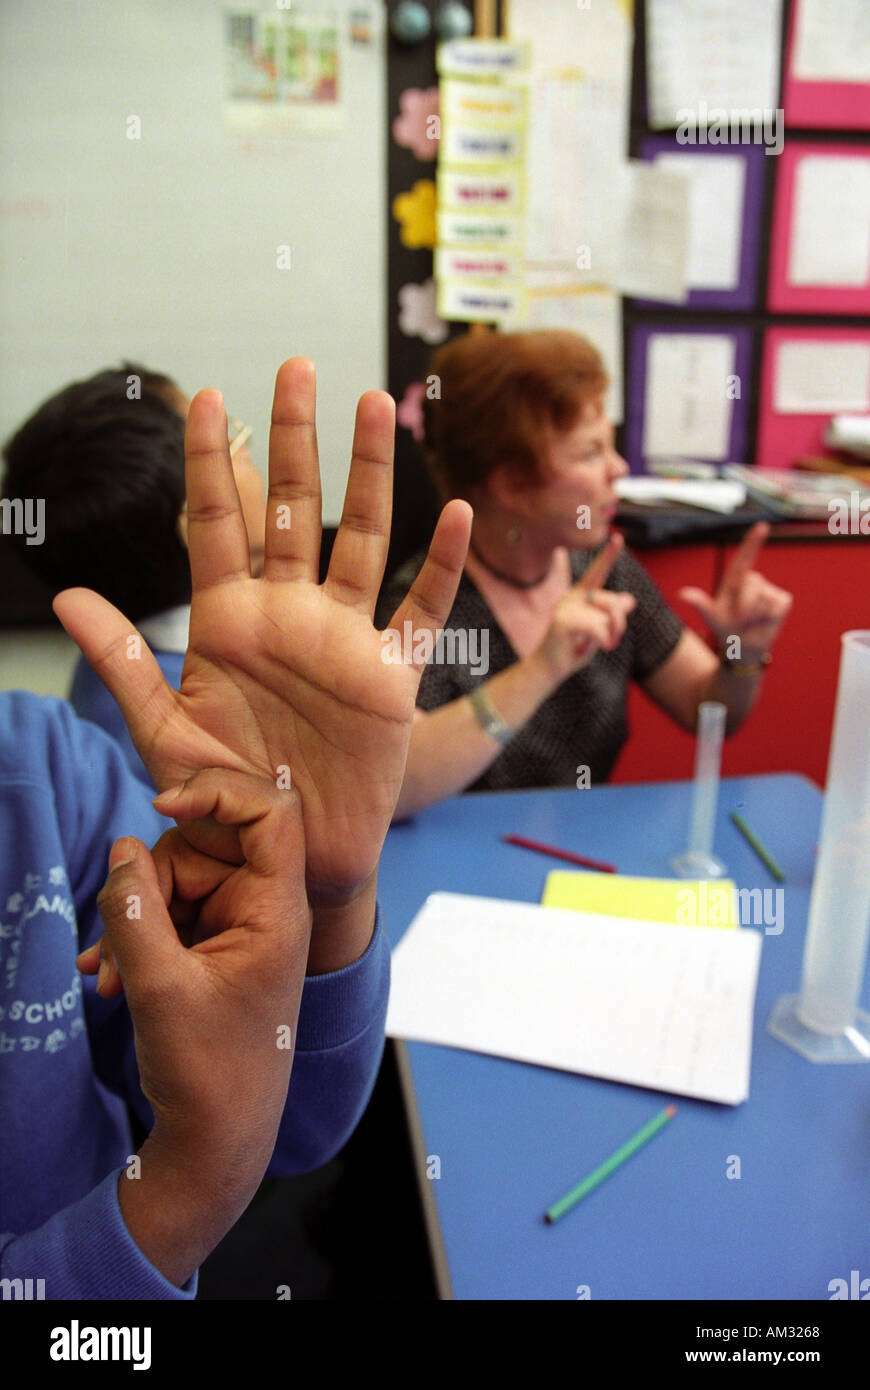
[108,856,134,875]
[154,785,185,804]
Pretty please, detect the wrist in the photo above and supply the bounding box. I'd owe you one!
[718,646,772,677]
[307,871,377,973]
[522,646,566,699]
[118,1131,264,1289]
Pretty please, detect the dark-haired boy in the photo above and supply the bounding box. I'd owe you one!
[2,363,265,784]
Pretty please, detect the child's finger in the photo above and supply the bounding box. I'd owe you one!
[52,588,178,784]
[96,838,185,1013]
[153,768,306,885]
[384,498,472,674]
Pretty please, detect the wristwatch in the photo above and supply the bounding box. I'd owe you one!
[468,685,513,745]
[719,650,772,677]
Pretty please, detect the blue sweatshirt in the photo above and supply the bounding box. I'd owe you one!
[0,692,389,1299]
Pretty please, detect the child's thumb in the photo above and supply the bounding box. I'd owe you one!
[96,838,180,1009]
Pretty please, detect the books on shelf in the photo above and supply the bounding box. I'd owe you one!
[723,464,870,519]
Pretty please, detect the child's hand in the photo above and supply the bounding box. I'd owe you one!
[54,359,472,907]
[76,767,312,1287]
[79,768,311,1152]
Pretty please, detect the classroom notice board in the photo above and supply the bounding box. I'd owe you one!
[0,0,386,525]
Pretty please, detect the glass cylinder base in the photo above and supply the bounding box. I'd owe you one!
[767,993,870,1063]
[670,850,726,879]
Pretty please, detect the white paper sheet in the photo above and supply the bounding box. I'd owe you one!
[774,341,870,414]
[788,156,870,288]
[646,0,782,130]
[617,163,690,302]
[653,153,745,291]
[507,0,632,276]
[615,477,746,513]
[642,333,736,460]
[386,893,762,1105]
[522,74,627,277]
[501,285,623,424]
[793,0,870,85]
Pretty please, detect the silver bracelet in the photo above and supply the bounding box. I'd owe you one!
[468,685,513,746]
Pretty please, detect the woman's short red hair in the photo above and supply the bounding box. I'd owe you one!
[422,329,609,500]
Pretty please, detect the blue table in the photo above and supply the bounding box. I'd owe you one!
[378,775,870,1301]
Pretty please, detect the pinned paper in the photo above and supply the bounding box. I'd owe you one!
[441,125,524,164]
[436,38,530,79]
[437,280,525,323]
[437,208,524,250]
[774,341,870,414]
[653,153,745,292]
[617,163,690,302]
[792,0,870,84]
[788,155,870,289]
[643,333,736,460]
[438,167,523,214]
[646,0,782,130]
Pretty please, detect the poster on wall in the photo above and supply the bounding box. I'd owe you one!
[223,7,345,130]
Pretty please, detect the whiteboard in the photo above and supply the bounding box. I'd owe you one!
[0,1,386,523]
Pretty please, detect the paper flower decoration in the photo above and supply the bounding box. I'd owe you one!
[392,179,437,249]
[398,278,448,344]
[392,87,440,161]
[396,381,427,441]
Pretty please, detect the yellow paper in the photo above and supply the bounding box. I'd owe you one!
[542,871,739,928]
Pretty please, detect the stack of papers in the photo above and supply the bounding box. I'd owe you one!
[724,464,870,519]
[386,892,762,1105]
[615,476,747,514]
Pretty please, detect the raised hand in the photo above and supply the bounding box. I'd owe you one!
[535,533,637,682]
[677,522,792,660]
[54,359,472,904]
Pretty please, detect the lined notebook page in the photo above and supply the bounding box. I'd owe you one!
[386,893,762,1105]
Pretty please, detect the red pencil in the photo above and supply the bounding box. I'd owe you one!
[502,834,617,874]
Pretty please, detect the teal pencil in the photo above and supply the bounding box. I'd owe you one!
[731,811,785,883]
[544,1105,677,1224]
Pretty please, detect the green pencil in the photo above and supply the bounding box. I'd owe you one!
[544,1105,677,1224]
[731,811,785,883]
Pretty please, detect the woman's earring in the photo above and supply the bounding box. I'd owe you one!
[506,526,521,544]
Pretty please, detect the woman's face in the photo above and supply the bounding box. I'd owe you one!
[523,400,628,550]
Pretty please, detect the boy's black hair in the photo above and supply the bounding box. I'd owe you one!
[1,362,191,622]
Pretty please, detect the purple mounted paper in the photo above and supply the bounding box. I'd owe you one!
[634,139,765,311]
[626,323,754,474]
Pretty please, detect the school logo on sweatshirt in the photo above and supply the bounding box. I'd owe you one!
[49,1321,151,1371]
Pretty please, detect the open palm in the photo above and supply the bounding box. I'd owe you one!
[54,358,471,902]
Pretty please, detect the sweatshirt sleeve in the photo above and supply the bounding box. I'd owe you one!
[267,912,390,1175]
[0,1169,196,1301]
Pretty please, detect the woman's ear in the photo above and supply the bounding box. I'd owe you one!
[176,502,189,551]
[487,460,532,513]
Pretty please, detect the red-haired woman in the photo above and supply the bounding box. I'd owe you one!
[378,330,792,818]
